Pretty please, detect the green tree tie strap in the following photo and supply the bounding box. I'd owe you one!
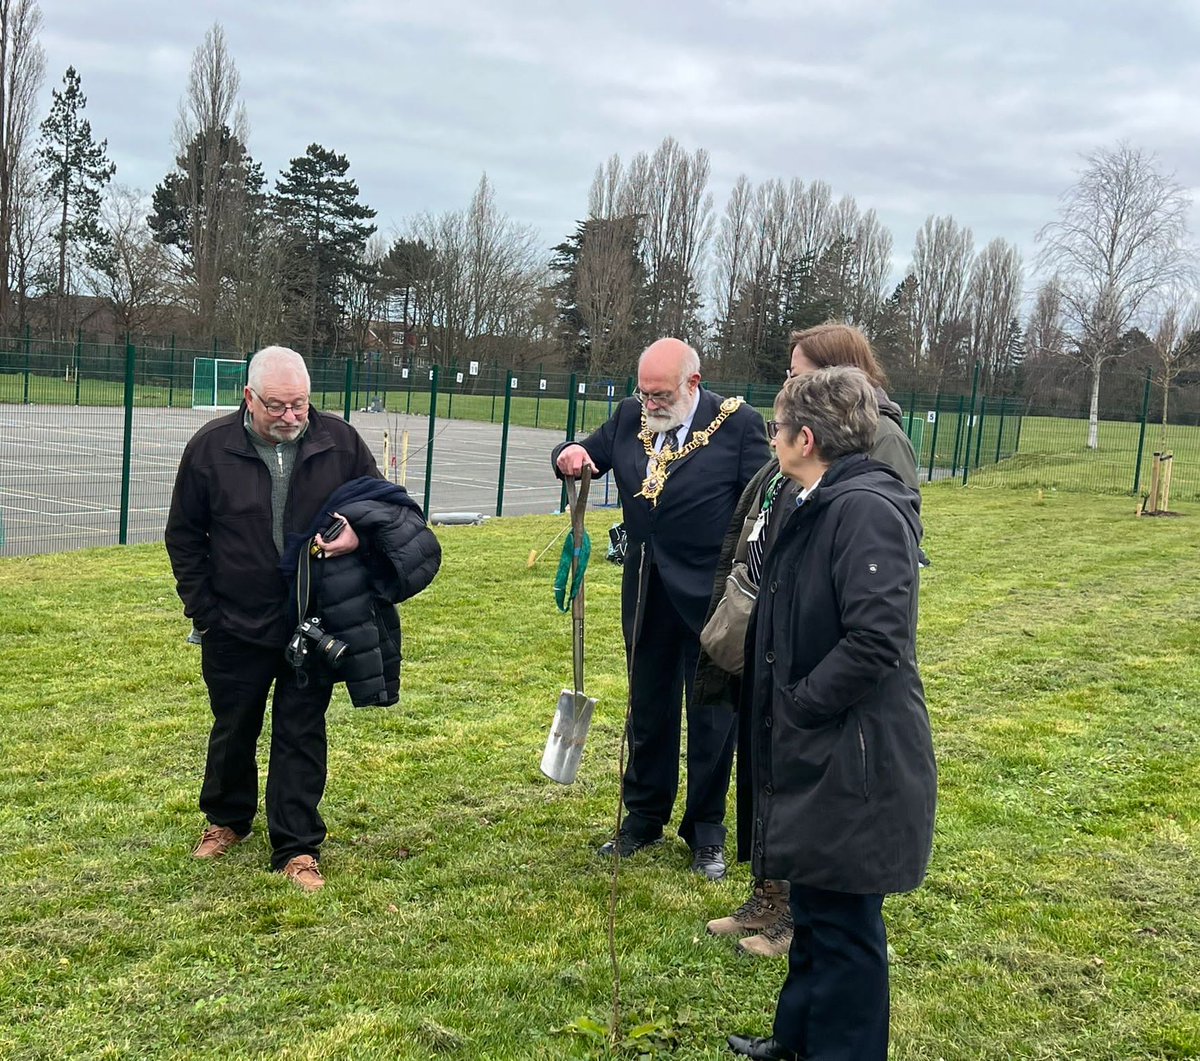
[554,530,591,612]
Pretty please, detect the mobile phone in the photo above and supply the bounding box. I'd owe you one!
[320,515,347,543]
[310,516,347,558]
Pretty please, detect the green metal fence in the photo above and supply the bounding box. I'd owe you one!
[1,337,1193,556]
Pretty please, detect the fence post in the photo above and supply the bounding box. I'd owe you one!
[1132,367,1153,495]
[973,394,987,469]
[118,342,136,545]
[22,324,30,404]
[496,371,514,516]
[423,365,439,517]
[74,328,83,406]
[167,334,175,408]
[342,358,354,422]
[906,389,916,437]
[490,361,499,423]
[961,363,980,485]
[950,395,965,476]
[926,395,941,483]
[561,373,579,512]
[535,363,543,428]
[994,397,1006,463]
[406,356,414,414]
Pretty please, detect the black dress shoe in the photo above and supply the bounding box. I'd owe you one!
[727,1033,799,1060]
[597,830,663,858]
[691,843,727,881]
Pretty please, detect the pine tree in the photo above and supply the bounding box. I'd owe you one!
[273,143,376,354]
[37,65,114,335]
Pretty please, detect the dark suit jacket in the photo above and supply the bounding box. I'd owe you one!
[552,389,769,638]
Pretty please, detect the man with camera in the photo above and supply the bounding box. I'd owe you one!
[165,345,381,892]
[551,338,769,880]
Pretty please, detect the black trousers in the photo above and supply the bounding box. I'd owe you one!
[622,565,737,849]
[772,885,889,1061]
[199,627,334,871]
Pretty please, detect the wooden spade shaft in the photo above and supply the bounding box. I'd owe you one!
[565,467,592,695]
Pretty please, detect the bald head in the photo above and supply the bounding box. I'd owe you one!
[638,337,700,383]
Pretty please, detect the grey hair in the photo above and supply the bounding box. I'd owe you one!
[775,365,878,461]
[637,339,701,385]
[247,346,311,393]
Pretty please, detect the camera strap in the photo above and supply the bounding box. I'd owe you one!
[294,536,326,626]
[290,539,328,689]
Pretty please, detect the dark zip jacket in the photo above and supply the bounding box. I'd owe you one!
[165,405,381,646]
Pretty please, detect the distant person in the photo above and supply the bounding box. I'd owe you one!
[700,322,921,957]
[725,366,935,1061]
[552,338,769,880]
[165,345,381,892]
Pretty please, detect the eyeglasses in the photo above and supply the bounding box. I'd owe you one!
[250,389,309,416]
[634,383,682,406]
[766,419,783,440]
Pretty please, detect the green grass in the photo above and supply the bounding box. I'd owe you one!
[2,488,1198,1058]
[968,415,1200,501]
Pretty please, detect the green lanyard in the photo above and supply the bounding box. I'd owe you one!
[761,471,786,515]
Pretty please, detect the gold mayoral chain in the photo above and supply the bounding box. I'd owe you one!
[636,396,745,506]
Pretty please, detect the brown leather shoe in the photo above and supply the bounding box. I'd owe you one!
[192,825,250,859]
[281,854,325,892]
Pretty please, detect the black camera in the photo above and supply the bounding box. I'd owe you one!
[285,619,349,670]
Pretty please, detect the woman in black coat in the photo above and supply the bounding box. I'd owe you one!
[726,366,936,1061]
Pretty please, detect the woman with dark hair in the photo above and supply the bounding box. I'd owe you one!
[702,323,921,957]
[725,365,935,1061]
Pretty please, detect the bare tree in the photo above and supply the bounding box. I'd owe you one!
[600,137,713,344]
[1037,143,1193,448]
[405,174,544,368]
[83,185,171,335]
[713,174,753,330]
[8,149,52,328]
[149,22,253,338]
[911,214,973,388]
[967,238,1023,392]
[575,214,641,376]
[1149,297,1200,444]
[0,0,44,328]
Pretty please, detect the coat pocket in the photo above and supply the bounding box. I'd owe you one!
[856,717,871,801]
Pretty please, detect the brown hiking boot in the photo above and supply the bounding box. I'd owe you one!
[192,825,249,859]
[737,903,794,958]
[281,854,325,892]
[706,878,788,936]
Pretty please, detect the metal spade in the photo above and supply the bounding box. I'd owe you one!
[541,468,597,784]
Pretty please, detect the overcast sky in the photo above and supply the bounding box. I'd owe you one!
[36,0,1200,291]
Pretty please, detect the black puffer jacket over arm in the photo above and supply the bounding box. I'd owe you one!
[281,477,442,707]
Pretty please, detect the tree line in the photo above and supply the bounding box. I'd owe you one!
[1,7,1197,440]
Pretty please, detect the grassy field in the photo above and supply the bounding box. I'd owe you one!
[1,487,1198,1059]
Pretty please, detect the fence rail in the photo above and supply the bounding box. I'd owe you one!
[1,338,1193,556]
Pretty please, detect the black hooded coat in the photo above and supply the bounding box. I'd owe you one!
[743,454,935,894]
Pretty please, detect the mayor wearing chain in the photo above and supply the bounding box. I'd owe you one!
[552,338,769,880]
